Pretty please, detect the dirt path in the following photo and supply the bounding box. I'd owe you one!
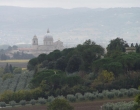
[0,98,134,110]
[72,98,134,110]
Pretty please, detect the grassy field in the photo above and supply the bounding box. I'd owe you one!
[0,98,134,110]
[0,60,29,68]
[0,60,29,63]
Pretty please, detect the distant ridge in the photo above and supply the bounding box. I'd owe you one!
[0,6,140,47]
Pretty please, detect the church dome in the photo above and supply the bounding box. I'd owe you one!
[44,29,53,41]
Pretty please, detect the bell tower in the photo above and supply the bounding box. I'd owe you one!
[32,35,38,45]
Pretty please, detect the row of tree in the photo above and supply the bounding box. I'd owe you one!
[27,39,104,73]
[26,38,140,97]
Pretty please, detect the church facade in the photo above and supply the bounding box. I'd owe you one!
[31,30,64,56]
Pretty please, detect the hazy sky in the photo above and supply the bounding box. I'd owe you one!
[0,0,140,8]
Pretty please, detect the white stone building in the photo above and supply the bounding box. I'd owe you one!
[32,30,64,56]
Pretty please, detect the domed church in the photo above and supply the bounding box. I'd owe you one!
[32,29,64,56]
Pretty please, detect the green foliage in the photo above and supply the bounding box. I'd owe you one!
[13,68,22,74]
[0,68,4,75]
[0,90,14,103]
[37,53,47,63]
[104,62,123,76]
[67,94,76,102]
[102,101,136,110]
[9,100,16,107]
[65,75,82,87]
[47,50,61,61]
[28,39,104,72]
[47,96,55,102]
[84,92,96,100]
[48,98,74,110]
[2,73,13,80]
[30,99,36,105]
[55,56,67,71]
[78,95,85,101]
[19,100,26,106]
[31,69,65,88]
[107,37,128,56]
[0,102,6,108]
[66,55,83,73]
[97,70,115,83]
[38,97,46,105]
[117,92,123,98]
[98,93,103,99]
[48,61,56,69]
[107,92,114,99]
[27,58,38,70]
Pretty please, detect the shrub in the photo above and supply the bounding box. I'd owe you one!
[88,94,96,101]
[118,92,123,98]
[102,101,136,110]
[20,100,26,106]
[127,91,133,97]
[75,93,82,99]
[2,73,13,80]
[48,96,55,102]
[102,90,109,97]
[0,102,6,108]
[67,94,76,102]
[84,92,92,99]
[13,68,22,74]
[120,89,127,95]
[111,89,119,96]
[9,101,16,107]
[98,93,103,99]
[48,98,74,110]
[30,99,36,105]
[84,92,96,100]
[107,92,114,99]
[78,95,85,101]
[93,91,98,96]
[38,98,46,105]
[57,95,65,99]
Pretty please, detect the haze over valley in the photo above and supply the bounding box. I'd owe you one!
[0,6,140,48]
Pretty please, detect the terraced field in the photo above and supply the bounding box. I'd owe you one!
[0,72,34,93]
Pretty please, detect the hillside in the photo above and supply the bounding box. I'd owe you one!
[0,7,140,47]
[0,72,33,93]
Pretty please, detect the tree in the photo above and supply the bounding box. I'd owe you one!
[1,54,7,60]
[55,56,67,71]
[12,45,18,50]
[83,39,96,45]
[9,64,13,73]
[131,43,134,47]
[76,39,104,71]
[27,58,38,70]
[97,70,115,83]
[47,50,61,61]
[66,55,82,73]
[37,53,47,63]
[13,68,22,74]
[107,37,129,56]
[0,68,4,75]
[104,62,123,76]
[48,98,74,110]
[135,86,140,110]
[4,63,10,73]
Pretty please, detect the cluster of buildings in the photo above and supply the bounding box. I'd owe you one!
[31,29,64,56]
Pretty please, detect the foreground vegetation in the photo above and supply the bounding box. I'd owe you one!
[0,38,140,109]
